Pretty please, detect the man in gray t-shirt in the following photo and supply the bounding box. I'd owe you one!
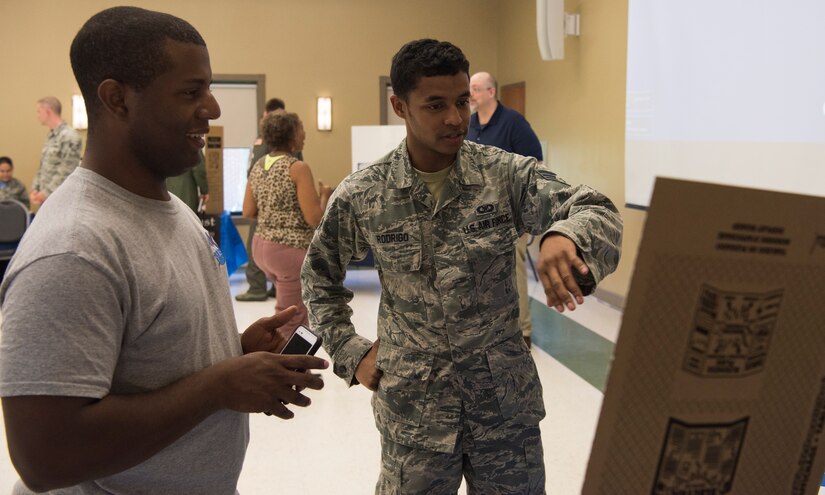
[0,7,327,494]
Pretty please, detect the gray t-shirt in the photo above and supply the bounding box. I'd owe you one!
[0,167,248,494]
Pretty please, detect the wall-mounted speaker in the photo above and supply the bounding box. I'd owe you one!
[537,0,580,61]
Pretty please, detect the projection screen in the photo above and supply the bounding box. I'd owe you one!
[625,0,825,208]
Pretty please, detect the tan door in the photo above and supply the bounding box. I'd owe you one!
[500,82,526,116]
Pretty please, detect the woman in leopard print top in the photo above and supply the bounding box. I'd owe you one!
[242,111,332,332]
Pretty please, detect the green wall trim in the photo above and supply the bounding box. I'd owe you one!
[530,299,614,392]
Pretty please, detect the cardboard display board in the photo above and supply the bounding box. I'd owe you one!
[203,125,224,215]
[583,178,825,494]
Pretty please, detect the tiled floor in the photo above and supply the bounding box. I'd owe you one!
[231,269,607,494]
[2,268,823,493]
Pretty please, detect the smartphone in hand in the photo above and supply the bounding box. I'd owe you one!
[281,325,322,356]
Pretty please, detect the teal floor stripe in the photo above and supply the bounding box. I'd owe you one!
[530,299,614,392]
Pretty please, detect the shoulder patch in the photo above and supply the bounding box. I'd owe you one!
[536,169,558,181]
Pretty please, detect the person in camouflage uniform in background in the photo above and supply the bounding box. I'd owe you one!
[31,96,82,206]
[0,157,30,208]
[301,39,623,494]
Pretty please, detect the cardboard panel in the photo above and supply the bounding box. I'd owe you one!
[583,178,825,494]
[204,126,224,215]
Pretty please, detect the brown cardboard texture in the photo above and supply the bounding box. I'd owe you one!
[203,126,223,215]
[582,178,825,494]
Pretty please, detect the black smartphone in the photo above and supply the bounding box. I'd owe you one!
[281,325,322,356]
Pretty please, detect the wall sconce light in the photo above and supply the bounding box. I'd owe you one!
[317,96,332,131]
[72,94,88,130]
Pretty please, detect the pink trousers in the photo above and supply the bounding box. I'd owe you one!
[251,235,309,332]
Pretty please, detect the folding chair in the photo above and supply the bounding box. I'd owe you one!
[0,199,30,262]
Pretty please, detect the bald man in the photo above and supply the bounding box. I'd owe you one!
[467,72,543,160]
[467,71,543,347]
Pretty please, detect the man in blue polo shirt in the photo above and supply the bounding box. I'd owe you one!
[467,72,543,160]
[467,71,543,348]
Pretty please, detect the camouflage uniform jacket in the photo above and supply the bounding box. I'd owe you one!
[33,122,82,195]
[0,178,30,208]
[301,140,622,453]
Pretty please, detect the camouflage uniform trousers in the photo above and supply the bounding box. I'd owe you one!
[377,387,545,494]
[243,220,269,294]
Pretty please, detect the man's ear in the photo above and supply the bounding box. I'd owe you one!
[390,94,406,120]
[97,79,129,120]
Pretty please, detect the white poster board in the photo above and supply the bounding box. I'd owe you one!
[351,125,406,172]
[210,83,258,148]
[222,147,250,213]
[583,178,825,494]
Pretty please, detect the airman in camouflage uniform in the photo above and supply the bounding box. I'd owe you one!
[301,39,622,494]
[0,157,30,207]
[32,97,82,205]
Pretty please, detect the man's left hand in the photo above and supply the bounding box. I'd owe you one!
[537,234,589,313]
[241,306,298,354]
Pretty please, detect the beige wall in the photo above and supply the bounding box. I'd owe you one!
[0,0,500,189]
[497,0,639,302]
[2,0,639,301]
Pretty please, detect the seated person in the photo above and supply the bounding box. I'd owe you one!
[0,157,30,208]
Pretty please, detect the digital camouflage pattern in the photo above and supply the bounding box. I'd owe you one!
[301,139,622,488]
[33,122,82,195]
[0,178,30,208]
[378,421,545,494]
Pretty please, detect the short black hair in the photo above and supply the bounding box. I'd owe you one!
[265,98,286,113]
[70,7,206,123]
[390,39,470,100]
[0,156,12,168]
